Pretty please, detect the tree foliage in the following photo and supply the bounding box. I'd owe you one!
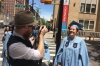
[38,18,50,26]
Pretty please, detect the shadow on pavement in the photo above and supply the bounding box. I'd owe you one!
[85,40,100,45]
[86,40,100,65]
[41,62,53,66]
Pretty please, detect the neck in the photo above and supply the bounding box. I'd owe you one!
[15,29,24,37]
[15,29,29,40]
[70,36,76,40]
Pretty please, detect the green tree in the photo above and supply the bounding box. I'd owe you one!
[42,18,46,25]
[45,21,50,26]
[38,21,41,25]
[38,18,50,26]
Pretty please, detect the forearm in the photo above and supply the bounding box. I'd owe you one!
[37,35,44,59]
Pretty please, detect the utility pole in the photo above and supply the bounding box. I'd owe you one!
[52,0,64,64]
[31,0,36,11]
[35,7,40,21]
[55,0,64,54]
[32,0,34,9]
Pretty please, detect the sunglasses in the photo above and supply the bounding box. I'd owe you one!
[28,25,35,30]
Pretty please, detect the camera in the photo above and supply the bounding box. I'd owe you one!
[35,25,51,31]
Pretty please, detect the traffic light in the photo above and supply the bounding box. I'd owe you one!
[44,0,52,4]
[40,0,45,3]
[40,0,52,4]
[50,19,53,23]
[0,0,2,2]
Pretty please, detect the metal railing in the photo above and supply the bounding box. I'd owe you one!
[77,31,100,38]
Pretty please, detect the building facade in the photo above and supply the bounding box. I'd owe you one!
[3,0,29,16]
[53,0,100,32]
[0,1,4,20]
[1,0,29,24]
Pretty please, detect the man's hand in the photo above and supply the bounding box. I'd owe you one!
[29,37,35,45]
[39,26,48,36]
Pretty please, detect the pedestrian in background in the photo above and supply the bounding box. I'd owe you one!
[1,23,14,66]
[53,21,90,66]
[1,31,11,66]
[2,26,10,43]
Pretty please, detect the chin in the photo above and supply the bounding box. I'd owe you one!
[70,34,74,36]
[70,35,74,37]
[69,34,75,37]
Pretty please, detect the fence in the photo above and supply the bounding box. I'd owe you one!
[77,31,100,38]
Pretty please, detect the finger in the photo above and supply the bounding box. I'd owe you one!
[39,25,42,30]
[43,26,46,29]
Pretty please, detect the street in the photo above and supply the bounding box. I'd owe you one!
[0,29,99,66]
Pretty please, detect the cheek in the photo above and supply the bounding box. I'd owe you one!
[29,29,33,34]
[74,31,77,34]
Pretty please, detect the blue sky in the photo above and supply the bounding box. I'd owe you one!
[29,0,53,21]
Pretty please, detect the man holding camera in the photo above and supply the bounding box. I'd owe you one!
[7,10,48,66]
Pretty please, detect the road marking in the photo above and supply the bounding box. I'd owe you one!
[48,43,56,45]
[0,51,2,53]
[0,58,2,61]
[0,47,3,49]
[49,44,56,46]
[49,50,55,52]
[50,54,55,56]
[49,47,56,49]
[0,44,3,46]
[42,60,53,62]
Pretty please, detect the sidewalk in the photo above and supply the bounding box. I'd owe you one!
[44,31,100,46]
[45,31,100,41]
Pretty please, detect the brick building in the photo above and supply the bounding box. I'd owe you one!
[3,0,29,17]
[53,0,100,32]
[1,0,29,24]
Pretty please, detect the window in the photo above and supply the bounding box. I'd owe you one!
[86,4,91,13]
[80,3,85,12]
[79,20,84,25]
[89,21,94,29]
[80,1,96,14]
[79,20,94,30]
[91,4,96,13]
[84,20,89,29]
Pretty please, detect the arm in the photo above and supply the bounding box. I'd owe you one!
[79,39,90,66]
[37,26,48,59]
[9,42,41,60]
[37,35,44,59]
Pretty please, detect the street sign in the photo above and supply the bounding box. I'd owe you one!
[15,4,26,8]
[33,16,36,18]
